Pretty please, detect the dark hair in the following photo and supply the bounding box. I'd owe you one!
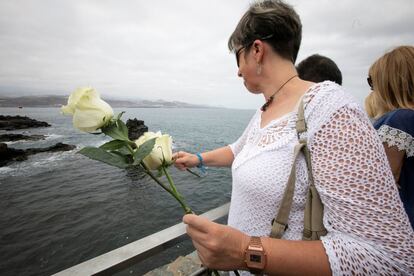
[296,54,343,85]
[228,0,302,63]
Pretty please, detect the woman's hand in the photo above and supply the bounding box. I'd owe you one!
[173,151,199,171]
[183,214,250,271]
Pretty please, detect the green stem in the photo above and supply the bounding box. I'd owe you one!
[128,140,137,149]
[126,144,135,155]
[186,168,201,178]
[162,167,191,214]
[162,166,179,196]
[142,163,192,214]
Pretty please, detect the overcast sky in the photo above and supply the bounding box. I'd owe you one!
[0,0,413,109]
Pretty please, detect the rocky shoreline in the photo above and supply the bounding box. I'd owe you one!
[0,115,50,130]
[0,115,74,167]
[0,133,46,142]
[0,115,149,167]
[0,143,76,167]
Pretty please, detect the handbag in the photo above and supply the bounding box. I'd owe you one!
[270,99,327,240]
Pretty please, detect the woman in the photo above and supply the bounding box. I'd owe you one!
[174,1,414,274]
[365,45,414,229]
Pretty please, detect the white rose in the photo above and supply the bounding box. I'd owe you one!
[61,87,114,132]
[135,131,173,170]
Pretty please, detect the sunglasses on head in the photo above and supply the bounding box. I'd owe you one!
[235,34,274,67]
[367,76,373,90]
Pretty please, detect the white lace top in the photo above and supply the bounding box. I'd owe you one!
[228,82,414,275]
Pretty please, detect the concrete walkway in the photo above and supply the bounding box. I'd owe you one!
[144,251,202,276]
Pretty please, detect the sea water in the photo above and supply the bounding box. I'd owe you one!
[0,107,254,276]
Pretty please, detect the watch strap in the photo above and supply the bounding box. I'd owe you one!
[245,236,266,275]
[249,236,262,248]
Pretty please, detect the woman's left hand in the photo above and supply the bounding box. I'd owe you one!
[183,214,250,271]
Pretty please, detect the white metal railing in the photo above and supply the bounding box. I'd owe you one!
[53,202,230,276]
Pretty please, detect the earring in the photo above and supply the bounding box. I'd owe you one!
[256,63,262,75]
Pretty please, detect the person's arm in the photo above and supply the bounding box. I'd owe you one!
[201,146,235,167]
[375,109,414,185]
[173,146,234,170]
[308,105,414,274]
[383,145,405,185]
[183,214,331,275]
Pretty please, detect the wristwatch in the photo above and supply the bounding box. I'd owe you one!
[244,236,266,275]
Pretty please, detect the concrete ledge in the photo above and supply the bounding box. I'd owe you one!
[53,203,230,276]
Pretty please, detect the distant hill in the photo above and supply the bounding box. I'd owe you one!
[0,95,213,108]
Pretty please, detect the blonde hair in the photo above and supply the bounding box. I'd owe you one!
[364,92,387,119]
[364,93,376,118]
[368,45,414,118]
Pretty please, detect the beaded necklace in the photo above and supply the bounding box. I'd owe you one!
[261,74,298,111]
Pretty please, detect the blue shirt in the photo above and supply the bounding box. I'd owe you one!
[373,109,414,229]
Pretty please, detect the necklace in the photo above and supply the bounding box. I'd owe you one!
[261,74,298,111]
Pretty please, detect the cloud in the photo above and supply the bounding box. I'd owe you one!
[0,0,413,109]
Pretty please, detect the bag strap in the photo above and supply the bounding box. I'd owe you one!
[269,141,306,238]
[270,99,327,240]
[298,100,327,240]
[303,184,327,240]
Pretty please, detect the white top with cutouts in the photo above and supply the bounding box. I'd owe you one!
[228,81,414,275]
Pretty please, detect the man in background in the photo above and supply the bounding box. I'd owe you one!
[296,54,342,85]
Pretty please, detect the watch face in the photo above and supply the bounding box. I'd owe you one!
[250,254,262,263]
[246,251,265,269]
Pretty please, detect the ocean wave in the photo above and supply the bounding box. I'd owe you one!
[33,150,77,164]
[0,166,15,175]
[77,139,109,148]
[4,140,20,145]
[2,133,59,145]
[0,150,78,178]
[45,133,63,140]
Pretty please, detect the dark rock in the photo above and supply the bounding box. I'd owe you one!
[0,143,27,166]
[126,119,148,140]
[0,133,46,142]
[25,143,75,155]
[0,115,51,130]
[0,142,76,167]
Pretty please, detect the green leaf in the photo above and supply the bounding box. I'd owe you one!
[117,119,129,139]
[79,147,129,169]
[102,122,129,141]
[99,140,127,151]
[133,138,156,165]
[116,112,125,121]
[111,150,134,164]
[116,146,132,156]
